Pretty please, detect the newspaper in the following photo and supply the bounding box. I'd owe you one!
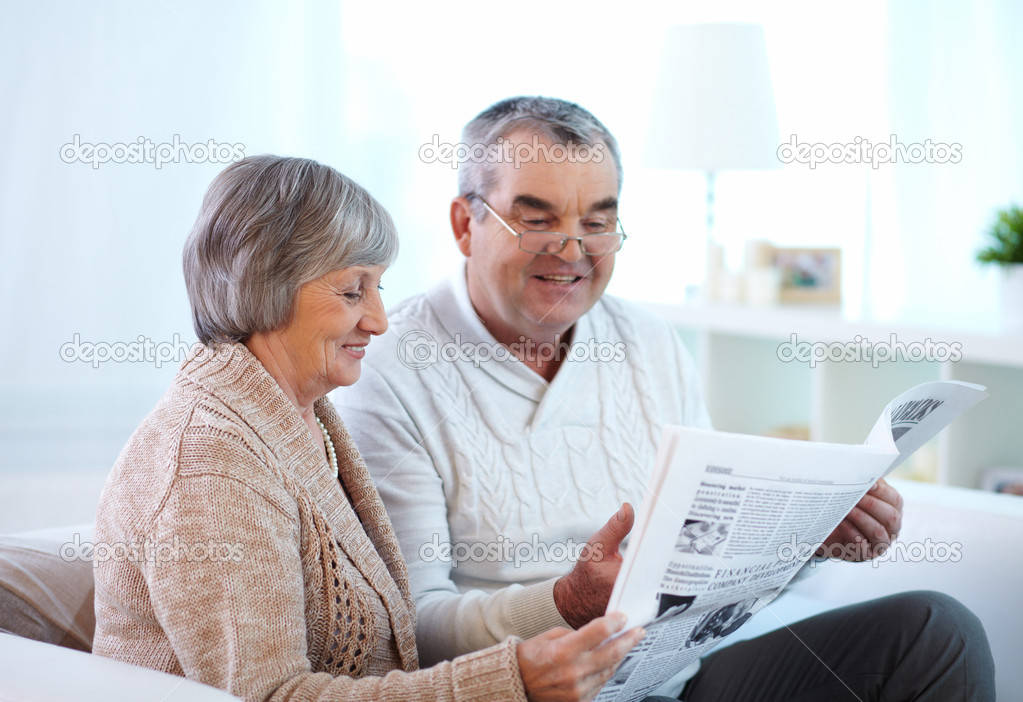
[597,381,987,702]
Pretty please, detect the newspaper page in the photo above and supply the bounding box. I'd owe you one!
[865,380,988,474]
[596,381,987,702]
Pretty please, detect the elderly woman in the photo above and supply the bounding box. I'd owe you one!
[92,155,642,701]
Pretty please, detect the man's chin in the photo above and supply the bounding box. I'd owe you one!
[523,306,591,337]
[525,279,606,316]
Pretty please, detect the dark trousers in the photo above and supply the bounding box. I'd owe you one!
[646,590,995,702]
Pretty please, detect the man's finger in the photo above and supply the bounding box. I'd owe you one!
[588,503,634,553]
[856,484,903,532]
[842,507,894,557]
[818,521,868,558]
[856,494,903,538]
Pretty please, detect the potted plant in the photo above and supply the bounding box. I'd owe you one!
[977,205,1023,331]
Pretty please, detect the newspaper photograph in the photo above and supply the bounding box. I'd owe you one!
[596,381,987,702]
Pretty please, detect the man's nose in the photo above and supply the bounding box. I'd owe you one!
[556,237,585,262]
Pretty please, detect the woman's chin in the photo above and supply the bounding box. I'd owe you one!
[329,366,362,389]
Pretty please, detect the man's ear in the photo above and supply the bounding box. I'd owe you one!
[450,196,474,258]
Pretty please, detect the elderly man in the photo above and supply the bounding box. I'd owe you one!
[334,97,994,700]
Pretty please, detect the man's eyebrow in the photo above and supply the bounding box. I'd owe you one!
[589,197,618,213]
[511,194,556,211]
[510,194,619,213]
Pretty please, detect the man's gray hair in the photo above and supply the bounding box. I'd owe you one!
[183,155,398,345]
[457,96,622,215]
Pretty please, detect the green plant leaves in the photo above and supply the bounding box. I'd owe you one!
[977,205,1023,265]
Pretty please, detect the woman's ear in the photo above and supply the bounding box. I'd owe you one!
[450,196,474,258]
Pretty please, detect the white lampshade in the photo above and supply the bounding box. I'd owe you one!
[645,23,781,172]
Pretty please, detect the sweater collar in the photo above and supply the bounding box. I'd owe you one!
[426,262,597,403]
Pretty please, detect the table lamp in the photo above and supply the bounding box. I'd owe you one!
[645,23,782,301]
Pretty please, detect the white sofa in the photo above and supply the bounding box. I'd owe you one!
[0,524,240,701]
[1,479,1020,700]
[0,633,240,701]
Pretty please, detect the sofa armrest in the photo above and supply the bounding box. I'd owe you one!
[0,526,96,651]
[0,632,241,701]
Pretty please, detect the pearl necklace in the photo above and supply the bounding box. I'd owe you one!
[315,417,338,479]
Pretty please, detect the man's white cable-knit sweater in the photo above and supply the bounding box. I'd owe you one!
[333,267,712,668]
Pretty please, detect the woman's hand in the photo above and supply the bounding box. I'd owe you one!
[516,612,645,702]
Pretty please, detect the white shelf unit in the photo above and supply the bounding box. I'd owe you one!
[645,302,1023,489]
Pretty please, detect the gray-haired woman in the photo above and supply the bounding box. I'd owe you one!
[91,155,642,702]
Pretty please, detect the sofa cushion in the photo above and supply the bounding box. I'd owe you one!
[0,526,95,651]
[0,631,242,701]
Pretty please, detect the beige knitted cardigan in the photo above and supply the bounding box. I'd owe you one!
[92,343,527,702]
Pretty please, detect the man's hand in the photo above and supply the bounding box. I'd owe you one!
[517,612,645,702]
[553,503,634,629]
[817,478,904,561]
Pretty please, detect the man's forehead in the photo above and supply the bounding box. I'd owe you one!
[486,142,620,211]
[495,128,615,172]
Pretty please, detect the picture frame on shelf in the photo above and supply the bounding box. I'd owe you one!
[771,246,842,304]
[980,466,1023,496]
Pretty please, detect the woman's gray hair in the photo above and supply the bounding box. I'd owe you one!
[457,96,623,217]
[183,155,398,345]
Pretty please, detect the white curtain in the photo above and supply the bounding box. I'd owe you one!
[0,0,1018,477]
[872,0,1023,324]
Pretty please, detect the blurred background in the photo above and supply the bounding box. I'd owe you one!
[1,0,1021,529]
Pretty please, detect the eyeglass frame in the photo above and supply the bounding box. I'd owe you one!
[471,195,627,256]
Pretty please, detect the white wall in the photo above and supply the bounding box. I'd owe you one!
[1,0,1020,527]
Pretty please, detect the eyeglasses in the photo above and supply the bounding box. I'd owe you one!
[475,196,627,256]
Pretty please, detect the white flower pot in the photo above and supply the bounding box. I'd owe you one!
[1000,264,1023,332]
